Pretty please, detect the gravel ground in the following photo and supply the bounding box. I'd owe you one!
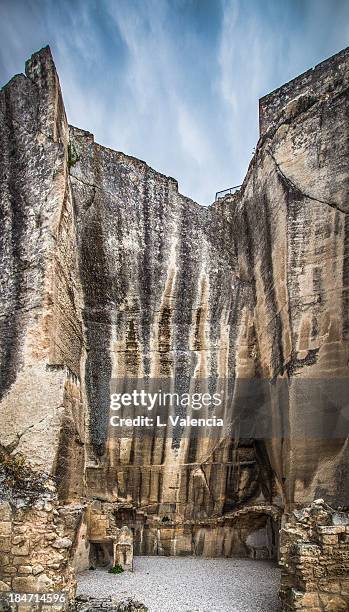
[77,557,281,612]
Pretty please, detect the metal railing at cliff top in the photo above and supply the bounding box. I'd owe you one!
[215,185,241,200]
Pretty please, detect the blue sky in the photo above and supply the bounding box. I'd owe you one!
[1,0,348,204]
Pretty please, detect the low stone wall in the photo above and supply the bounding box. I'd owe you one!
[0,451,82,608]
[279,500,349,611]
[0,497,77,603]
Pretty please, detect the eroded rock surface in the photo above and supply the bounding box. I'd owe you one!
[0,45,348,609]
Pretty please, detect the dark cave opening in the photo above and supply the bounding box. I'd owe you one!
[89,542,114,568]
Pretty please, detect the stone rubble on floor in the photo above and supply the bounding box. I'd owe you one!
[70,595,147,612]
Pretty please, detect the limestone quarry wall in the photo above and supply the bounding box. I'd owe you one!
[0,47,85,483]
[0,44,348,607]
[238,46,349,508]
[67,123,274,522]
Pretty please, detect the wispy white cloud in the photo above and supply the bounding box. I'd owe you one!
[97,0,228,202]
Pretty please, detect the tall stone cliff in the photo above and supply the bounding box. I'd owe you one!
[0,46,348,607]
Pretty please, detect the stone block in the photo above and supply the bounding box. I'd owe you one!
[0,553,9,566]
[0,503,12,522]
[300,591,319,607]
[52,537,72,549]
[322,535,338,545]
[320,594,348,611]
[11,543,29,556]
[327,581,341,594]
[297,543,321,556]
[2,566,17,576]
[0,537,11,552]
[318,578,339,593]
[0,522,12,537]
[314,566,327,578]
[47,552,64,563]
[0,580,10,592]
[18,565,33,574]
[12,576,38,591]
[37,573,54,590]
[13,556,30,565]
[319,526,345,535]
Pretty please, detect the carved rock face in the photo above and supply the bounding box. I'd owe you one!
[0,45,348,596]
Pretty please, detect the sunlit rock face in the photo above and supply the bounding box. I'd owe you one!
[0,44,348,593]
[239,48,349,508]
[0,48,84,486]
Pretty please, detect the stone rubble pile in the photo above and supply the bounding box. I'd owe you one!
[71,595,147,612]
